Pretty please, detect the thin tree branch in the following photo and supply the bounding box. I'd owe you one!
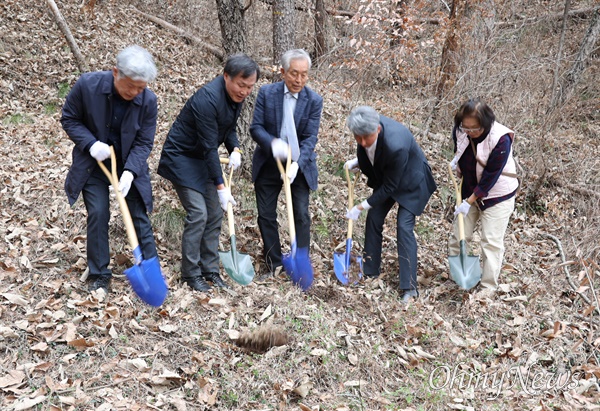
[46,0,89,73]
[130,7,224,61]
[540,232,599,315]
[550,0,571,109]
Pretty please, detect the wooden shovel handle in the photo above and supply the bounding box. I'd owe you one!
[97,147,140,253]
[345,166,361,240]
[221,163,235,237]
[275,149,295,243]
[448,163,466,242]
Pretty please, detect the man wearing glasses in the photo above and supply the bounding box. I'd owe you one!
[250,49,323,278]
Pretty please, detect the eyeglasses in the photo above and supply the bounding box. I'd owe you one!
[459,124,483,133]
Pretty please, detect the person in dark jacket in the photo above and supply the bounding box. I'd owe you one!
[61,45,159,294]
[344,106,436,303]
[250,49,323,277]
[158,54,259,292]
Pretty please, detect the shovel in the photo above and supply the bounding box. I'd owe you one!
[333,167,363,285]
[217,158,255,285]
[447,163,481,290]
[97,147,168,307]
[275,153,314,291]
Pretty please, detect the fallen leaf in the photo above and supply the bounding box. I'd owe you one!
[1,293,28,306]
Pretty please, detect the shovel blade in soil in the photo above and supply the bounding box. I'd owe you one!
[125,256,168,307]
[333,239,363,285]
[283,245,313,291]
[448,240,481,290]
[219,236,255,285]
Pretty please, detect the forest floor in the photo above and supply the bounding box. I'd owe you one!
[0,1,599,410]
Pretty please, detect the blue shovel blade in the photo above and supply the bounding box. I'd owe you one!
[333,240,363,285]
[283,246,313,291]
[125,256,168,307]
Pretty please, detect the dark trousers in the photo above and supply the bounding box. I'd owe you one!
[173,184,222,280]
[363,199,418,290]
[255,159,311,272]
[81,166,157,278]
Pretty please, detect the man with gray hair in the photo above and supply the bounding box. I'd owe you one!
[62,45,160,294]
[344,106,436,303]
[250,49,323,278]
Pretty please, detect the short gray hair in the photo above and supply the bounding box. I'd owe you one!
[281,49,312,71]
[346,106,380,136]
[116,45,157,83]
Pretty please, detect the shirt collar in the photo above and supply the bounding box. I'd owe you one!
[283,84,299,99]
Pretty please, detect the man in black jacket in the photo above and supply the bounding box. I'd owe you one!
[61,45,159,294]
[344,106,436,303]
[158,54,260,291]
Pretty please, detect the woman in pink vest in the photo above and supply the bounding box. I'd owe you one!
[450,98,519,293]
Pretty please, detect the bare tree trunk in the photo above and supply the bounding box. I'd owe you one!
[558,6,600,107]
[314,0,326,62]
[47,0,88,73]
[215,0,248,55]
[549,0,571,110]
[435,0,467,103]
[420,0,467,137]
[273,0,295,66]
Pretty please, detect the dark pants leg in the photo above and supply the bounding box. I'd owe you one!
[255,159,311,271]
[82,166,158,279]
[126,184,157,261]
[363,198,395,277]
[397,206,417,291]
[82,169,112,278]
[174,184,222,279]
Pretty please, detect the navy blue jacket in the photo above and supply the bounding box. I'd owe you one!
[158,76,240,193]
[250,81,323,191]
[358,116,437,216]
[61,71,158,212]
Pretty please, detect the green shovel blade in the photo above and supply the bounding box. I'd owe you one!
[219,235,255,285]
[448,240,481,290]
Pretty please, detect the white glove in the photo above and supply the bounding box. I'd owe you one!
[229,151,241,170]
[346,200,371,220]
[286,162,299,184]
[271,138,289,161]
[118,171,134,197]
[450,156,459,171]
[454,200,471,217]
[346,206,362,221]
[344,157,360,173]
[217,187,237,211]
[90,141,111,161]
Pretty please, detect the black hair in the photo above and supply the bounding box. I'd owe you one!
[224,53,261,80]
[453,98,496,136]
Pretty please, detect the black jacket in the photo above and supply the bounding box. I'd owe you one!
[158,76,240,193]
[358,116,437,216]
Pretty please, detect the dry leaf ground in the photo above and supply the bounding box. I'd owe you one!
[1,1,599,410]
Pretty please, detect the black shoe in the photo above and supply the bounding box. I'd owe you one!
[89,276,111,293]
[364,273,380,280]
[204,272,229,289]
[184,276,211,292]
[400,289,418,304]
